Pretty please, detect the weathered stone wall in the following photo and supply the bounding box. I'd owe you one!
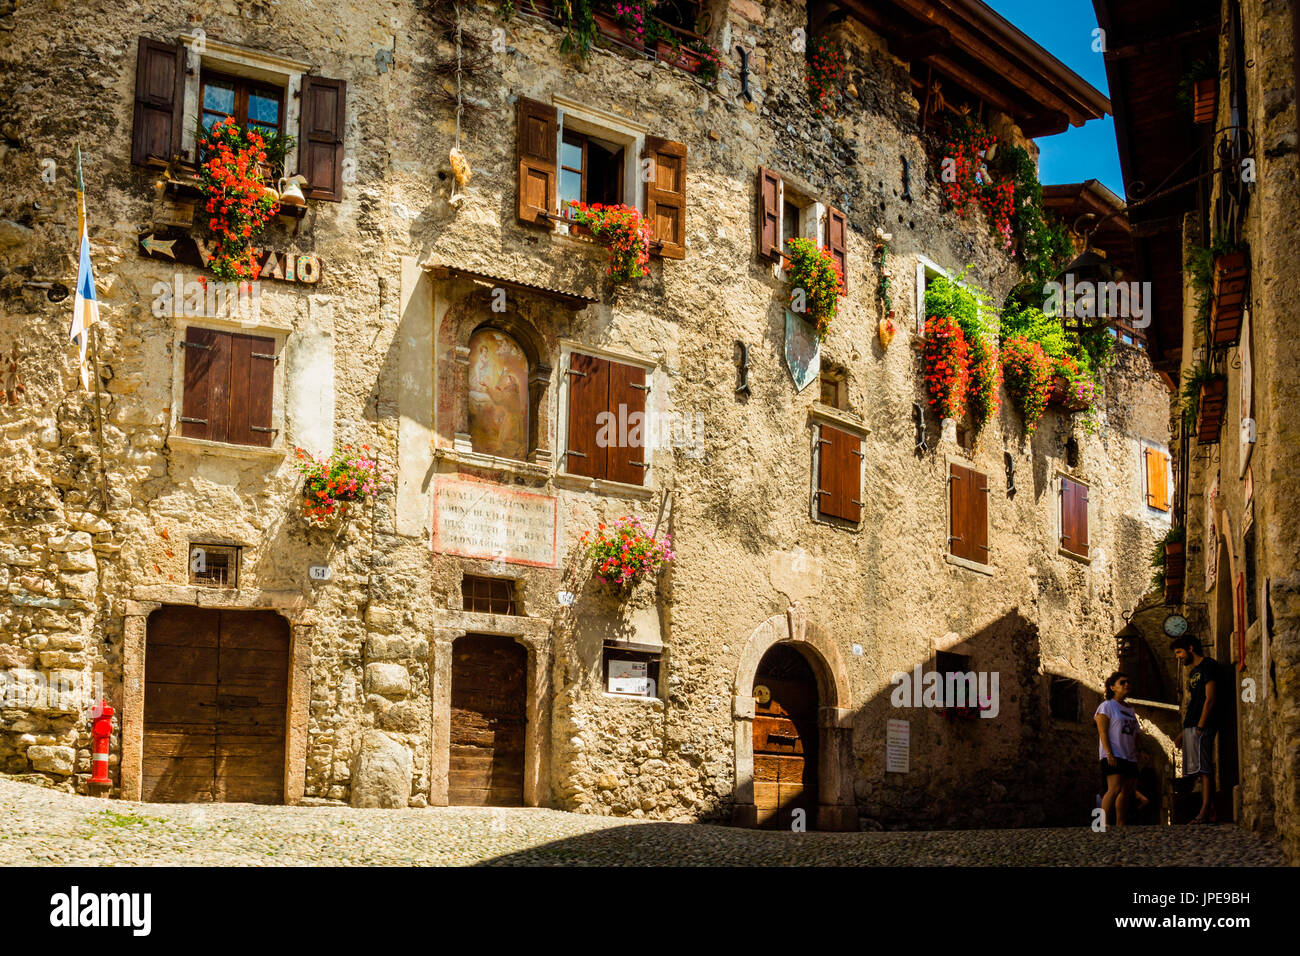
[0,0,1170,828]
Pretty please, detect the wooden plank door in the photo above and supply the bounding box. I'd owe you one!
[143,607,288,804]
[752,645,819,830]
[449,634,527,806]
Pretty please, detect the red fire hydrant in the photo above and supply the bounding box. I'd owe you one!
[89,699,113,790]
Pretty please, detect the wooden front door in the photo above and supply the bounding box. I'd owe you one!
[449,634,527,806]
[143,606,289,804]
[752,644,819,830]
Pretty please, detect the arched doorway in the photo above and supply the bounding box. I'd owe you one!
[752,644,819,829]
[732,609,857,831]
[1212,539,1240,821]
[449,634,527,806]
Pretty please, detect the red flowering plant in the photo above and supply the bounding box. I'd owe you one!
[785,237,843,340]
[1000,336,1056,434]
[581,516,674,587]
[564,201,653,283]
[197,117,280,281]
[965,333,1002,436]
[938,115,1015,251]
[807,34,845,116]
[294,444,391,525]
[922,314,970,420]
[1054,353,1097,410]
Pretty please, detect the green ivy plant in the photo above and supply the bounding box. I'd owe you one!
[1179,359,1218,433]
[994,143,1073,308]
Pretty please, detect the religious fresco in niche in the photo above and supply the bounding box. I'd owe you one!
[468,327,529,460]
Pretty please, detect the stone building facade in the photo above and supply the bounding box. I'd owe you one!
[1,0,1172,829]
[1099,0,1300,859]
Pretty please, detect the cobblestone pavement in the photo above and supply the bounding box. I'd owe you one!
[0,780,1287,866]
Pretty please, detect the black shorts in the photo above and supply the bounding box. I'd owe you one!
[1101,757,1138,779]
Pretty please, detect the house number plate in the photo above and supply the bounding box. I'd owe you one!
[309,565,332,581]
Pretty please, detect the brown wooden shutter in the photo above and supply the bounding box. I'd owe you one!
[181,327,231,442]
[566,352,608,479]
[1145,448,1170,511]
[132,38,186,167]
[517,97,557,225]
[299,75,347,201]
[817,424,862,522]
[1061,477,1090,557]
[607,361,649,485]
[758,167,782,261]
[229,333,277,447]
[644,136,687,260]
[826,206,848,292]
[949,464,988,562]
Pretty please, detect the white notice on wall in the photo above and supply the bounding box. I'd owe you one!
[886,719,910,773]
[608,659,649,696]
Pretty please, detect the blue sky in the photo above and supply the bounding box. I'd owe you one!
[986,0,1124,196]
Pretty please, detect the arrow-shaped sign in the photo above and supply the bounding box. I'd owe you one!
[140,235,177,259]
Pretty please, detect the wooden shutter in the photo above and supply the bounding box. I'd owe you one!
[566,352,608,479]
[950,464,989,563]
[132,38,186,167]
[758,167,782,261]
[299,75,347,201]
[607,361,649,486]
[826,206,848,292]
[229,333,277,447]
[181,327,229,442]
[1144,448,1170,511]
[517,97,557,225]
[817,424,862,522]
[644,136,687,260]
[1061,477,1090,557]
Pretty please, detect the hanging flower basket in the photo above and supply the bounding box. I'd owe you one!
[581,516,674,588]
[564,201,652,283]
[785,236,843,340]
[1211,250,1248,347]
[197,118,280,281]
[295,445,391,526]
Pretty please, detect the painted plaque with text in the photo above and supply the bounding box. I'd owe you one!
[433,478,558,568]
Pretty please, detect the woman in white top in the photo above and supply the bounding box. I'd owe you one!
[1095,671,1140,827]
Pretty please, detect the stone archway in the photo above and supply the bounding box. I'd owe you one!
[731,605,856,831]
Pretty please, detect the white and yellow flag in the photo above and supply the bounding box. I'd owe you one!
[69,146,98,389]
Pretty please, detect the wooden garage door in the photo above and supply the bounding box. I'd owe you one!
[753,644,819,830]
[449,634,526,806]
[143,606,288,804]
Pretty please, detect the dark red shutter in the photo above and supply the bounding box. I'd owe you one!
[644,136,686,260]
[299,75,347,201]
[758,167,782,261]
[229,333,277,447]
[826,206,848,292]
[566,352,608,479]
[1074,480,1090,556]
[517,97,557,224]
[817,424,862,522]
[132,38,186,167]
[607,361,648,486]
[950,464,988,563]
[1061,477,1090,557]
[181,327,231,442]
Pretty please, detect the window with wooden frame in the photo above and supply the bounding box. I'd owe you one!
[564,351,650,486]
[188,543,241,588]
[179,326,278,447]
[131,35,347,201]
[819,369,847,411]
[516,96,686,259]
[815,422,863,523]
[756,167,847,290]
[462,574,519,615]
[1059,476,1090,559]
[1143,445,1171,512]
[948,463,990,565]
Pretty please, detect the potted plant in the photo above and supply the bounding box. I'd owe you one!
[688,37,721,84]
[295,445,391,526]
[807,34,846,116]
[1177,60,1217,125]
[581,515,674,588]
[922,314,970,425]
[1180,360,1227,444]
[197,118,280,280]
[784,236,843,340]
[1048,353,1095,412]
[1211,236,1249,347]
[1152,526,1186,604]
[655,34,701,73]
[1001,335,1055,434]
[595,2,647,49]
[564,200,652,282]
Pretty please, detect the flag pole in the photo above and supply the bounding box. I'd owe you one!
[77,145,111,514]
